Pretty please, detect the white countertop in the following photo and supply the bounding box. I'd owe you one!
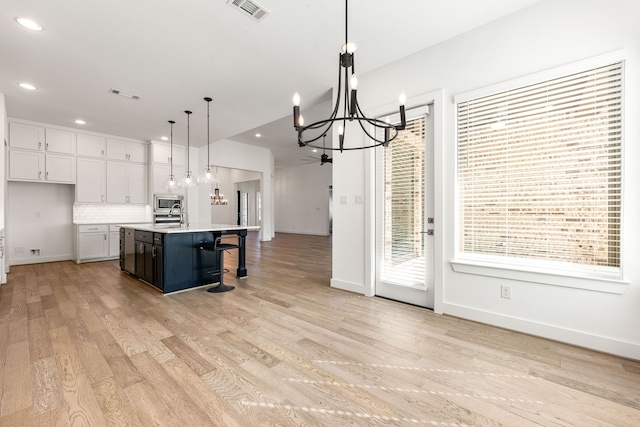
[117,223,260,234]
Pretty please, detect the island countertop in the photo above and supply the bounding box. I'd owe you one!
[117,223,260,234]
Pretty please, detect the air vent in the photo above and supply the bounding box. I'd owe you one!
[108,88,141,100]
[227,0,269,22]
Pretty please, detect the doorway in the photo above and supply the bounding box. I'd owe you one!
[375,105,434,308]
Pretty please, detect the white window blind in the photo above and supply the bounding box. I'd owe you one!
[457,62,622,270]
[380,114,427,286]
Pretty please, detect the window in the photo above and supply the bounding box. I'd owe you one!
[456,62,622,277]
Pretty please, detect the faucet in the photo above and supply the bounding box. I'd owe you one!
[169,203,186,226]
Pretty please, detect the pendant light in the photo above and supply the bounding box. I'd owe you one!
[179,110,197,188]
[197,97,215,184]
[162,120,178,191]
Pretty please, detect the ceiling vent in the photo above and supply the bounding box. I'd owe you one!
[108,88,141,100]
[227,0,269,22]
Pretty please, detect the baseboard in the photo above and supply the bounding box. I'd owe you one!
[443,302,640,361]
[275,230,330,237]
[9,254,73,266]
[330,278,365,294]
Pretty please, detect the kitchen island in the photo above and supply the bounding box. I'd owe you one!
[119,223,259,294]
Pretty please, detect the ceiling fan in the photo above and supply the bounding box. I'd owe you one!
[300,135,333,165]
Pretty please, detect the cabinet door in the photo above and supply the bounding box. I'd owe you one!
[154,245,164,289]
[152,164,185,195]
[77,158,105,203]
[45,129,76,155]
[109,231,120,257]
[45,154,76,183]
[127,142,148,163]
[152,143,171,164]
[77,134,105,158]
[173,145,186,167]
[127,164,148,204]
[78,233,108,259]
[9,122,44,150]
[106,139,127,161]
[106,162,127,203]
[8,150,44,181]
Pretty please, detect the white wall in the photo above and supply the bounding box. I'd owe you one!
[332,0,640,359]
[275,162,332,236]
[7,182,75,265]
[196,139,275,241]
[1,94,6,283]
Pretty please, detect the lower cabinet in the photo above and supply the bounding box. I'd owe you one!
[134,230,163,290]
[77,225,108,261]
[76,224,121,263]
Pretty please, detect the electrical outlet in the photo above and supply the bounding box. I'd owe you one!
[501,284,512,299]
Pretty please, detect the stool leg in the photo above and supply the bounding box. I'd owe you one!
[207,250,235,293]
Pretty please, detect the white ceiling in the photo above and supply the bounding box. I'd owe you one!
[1,0,541,168]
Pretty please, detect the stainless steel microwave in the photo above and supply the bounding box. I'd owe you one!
[153,194,184,213]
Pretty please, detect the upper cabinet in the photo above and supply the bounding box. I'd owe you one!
[77,134,106,158]
[151,141,185,166]
[9,122,44,150]
[9,122,75,155]
[45,128,76,154]
[106,138,147,163]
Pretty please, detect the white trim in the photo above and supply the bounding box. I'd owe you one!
[454,49,627,104]
[443,302,640,361]
[330,278,366,294]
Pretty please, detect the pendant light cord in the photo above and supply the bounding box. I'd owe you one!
[169,120,174,177]
[185,110,192,174]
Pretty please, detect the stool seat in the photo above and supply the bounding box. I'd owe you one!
[199,236,240,293]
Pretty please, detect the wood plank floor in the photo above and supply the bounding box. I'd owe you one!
[1,231,639,426]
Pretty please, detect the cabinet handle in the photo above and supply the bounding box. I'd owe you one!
[39,171,42,179]
[152,247,156,257]
[38,142,42,149]
[101,149,104,156]
[46,142,49,150]
[46,171,49,178]
[104,235,107,240]
[101,195,104,202]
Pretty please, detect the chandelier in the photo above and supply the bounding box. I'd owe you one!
[210,168,228,205]
[292,0,406,152]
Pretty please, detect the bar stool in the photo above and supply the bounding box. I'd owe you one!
[203,236,240,293]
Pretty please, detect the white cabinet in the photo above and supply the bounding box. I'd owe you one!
[109,225,120,257]
[75,224,121,263]
[106,139,147,163]
[76,158,106,203]
[151,163,185,195]
[151,142,185,166]
[9,122,44,150]
[106,162,148,204]
[8,150,76,183]
[77,225,109,261]
[45,129,76,155]
[8,123,75,154]
[77,134,106,158]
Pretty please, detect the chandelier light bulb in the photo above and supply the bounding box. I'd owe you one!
[399,92,407,106]
[350,74,358,90]
[298,115,304,127]
[342,42,358,53]
[338,125,344,136]
[293,92,300,106]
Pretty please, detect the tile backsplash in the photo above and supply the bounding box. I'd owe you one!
[73,204,151,224]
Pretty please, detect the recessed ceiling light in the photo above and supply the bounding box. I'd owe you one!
[312,149,318,153]
[74,119,86,125]
[16,18,42,31]
[255,133,262,138]
[160,136,168,141]
[18,82,37,90]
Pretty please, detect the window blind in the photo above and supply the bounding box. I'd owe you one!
[380,115,427,285]
[457,62,622,269]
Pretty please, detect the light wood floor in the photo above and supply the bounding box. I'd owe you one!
[1,232,639,426]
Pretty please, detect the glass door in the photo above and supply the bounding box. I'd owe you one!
[375,105,434,308]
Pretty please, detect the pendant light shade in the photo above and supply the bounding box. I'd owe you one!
[179,110,197,188]
[198,97,215,184]
[162,120,179,191]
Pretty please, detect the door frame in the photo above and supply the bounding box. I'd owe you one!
[363,89,445,314]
